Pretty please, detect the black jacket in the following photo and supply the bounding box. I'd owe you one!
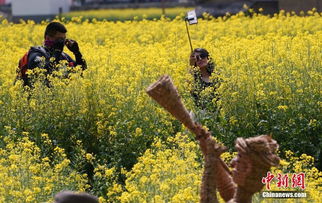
[21,46,86,87]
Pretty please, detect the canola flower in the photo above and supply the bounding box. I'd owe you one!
[119,133,202,203]
[0,10,321,202]
[0,127,88,202]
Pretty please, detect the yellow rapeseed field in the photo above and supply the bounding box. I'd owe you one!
[63,7,194,21]
[0,9,321,202]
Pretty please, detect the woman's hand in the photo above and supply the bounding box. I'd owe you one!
[189,53,197,66]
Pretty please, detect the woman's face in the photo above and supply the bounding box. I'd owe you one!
[194,52,208,69]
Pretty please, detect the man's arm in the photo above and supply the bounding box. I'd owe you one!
[28,52,47,70]
[74,52,87,70]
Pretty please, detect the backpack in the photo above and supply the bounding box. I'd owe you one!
[16,46,49,79]
[15,46,77,85]
[15,47,50,86]
[16,51,29,79]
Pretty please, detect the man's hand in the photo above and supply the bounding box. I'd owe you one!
[65,39,80,54]
[66,39,86,67]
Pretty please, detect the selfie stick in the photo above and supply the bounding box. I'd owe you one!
[185,20,193,52]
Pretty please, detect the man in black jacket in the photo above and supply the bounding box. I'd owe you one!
[17,22,87,87]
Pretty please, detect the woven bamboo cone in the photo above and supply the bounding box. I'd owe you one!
[147,76,235,202]
[228,135,280,203]
[146,75,197,134]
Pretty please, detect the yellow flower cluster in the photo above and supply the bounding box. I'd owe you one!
[120,133,201,203]
[0,127,88,202]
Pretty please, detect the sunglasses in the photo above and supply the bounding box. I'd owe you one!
[195,54,208,61]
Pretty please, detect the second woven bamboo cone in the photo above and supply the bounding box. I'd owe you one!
[228,135,280,203]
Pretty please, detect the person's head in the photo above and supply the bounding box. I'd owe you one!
[54,191,99,203]
[44,22,67,51]
[44,22,67,41]
[191,48,210,69]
